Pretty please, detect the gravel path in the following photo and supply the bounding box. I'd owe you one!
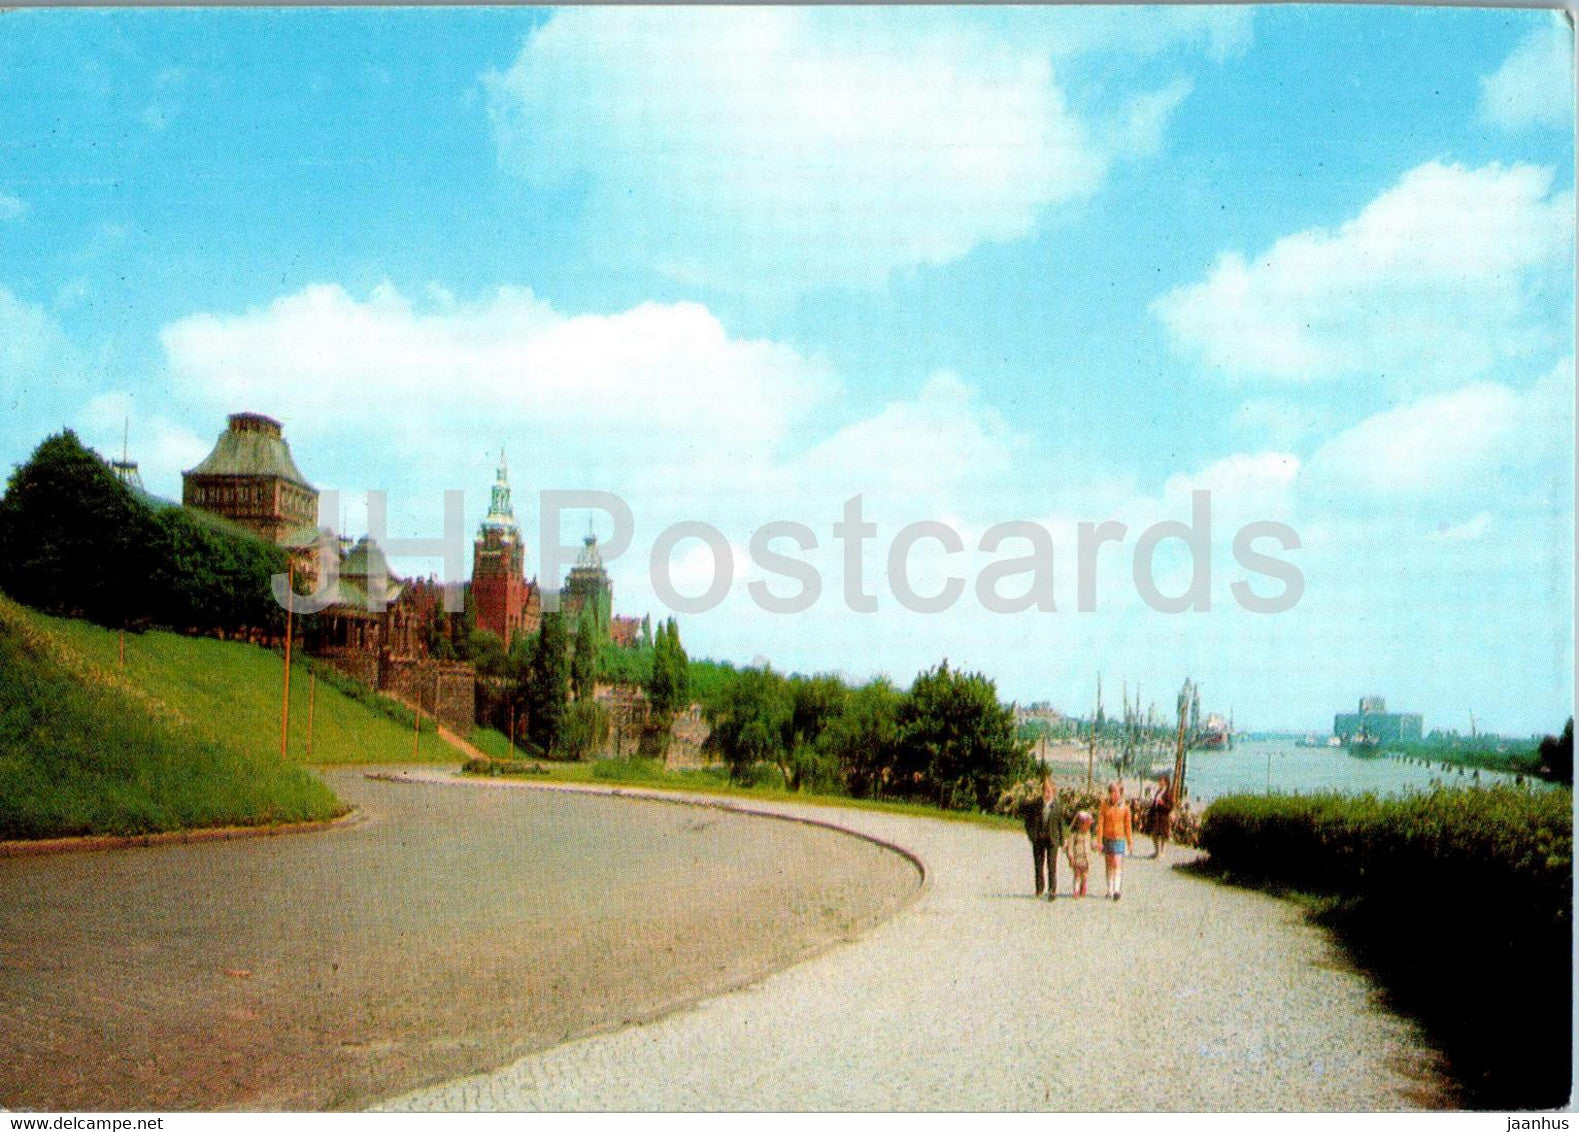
[384,776,1454,1112]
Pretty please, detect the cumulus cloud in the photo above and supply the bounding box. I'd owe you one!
[161,283,837,474]
[484,8,1225,293]
[1154,161,1574,389]
[1306,358,1574,498]
[77,392,211,479]
[797,371,1019,508]
[1479,15,1574,132]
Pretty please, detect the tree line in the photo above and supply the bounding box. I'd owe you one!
[471,607,690,760]
[0,431,287,636]
[702,659,1031,813]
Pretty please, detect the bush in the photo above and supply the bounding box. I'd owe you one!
[461,756,549,777]
[1199,787,1572,1108]
[0,431,288,637]
[561,698,611,761]
[590,757,669,784]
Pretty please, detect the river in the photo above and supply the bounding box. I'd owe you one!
[1163,738,1536,802]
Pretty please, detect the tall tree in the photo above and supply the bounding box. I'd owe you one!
[523,612,571,755]
[570,607,598,700]
[648,617,690,718]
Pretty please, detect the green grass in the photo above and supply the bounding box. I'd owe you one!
[461,748,1019,831]
[33,609,460,766]
[0,593,345,839]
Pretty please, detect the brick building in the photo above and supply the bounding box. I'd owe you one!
[183,412,318,544]
[561,532,614,635]
[471,451,541,647]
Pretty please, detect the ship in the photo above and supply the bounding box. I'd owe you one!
[1197,712,1233,750]
[1345,727,1383,756]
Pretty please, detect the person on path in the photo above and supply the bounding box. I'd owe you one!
[1098,781,1132,900]
[1019,776,1067,899]
[1148,773,1176,860]
[1064,811,1096,897]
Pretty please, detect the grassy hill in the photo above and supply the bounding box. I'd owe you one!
[0,594,461,840]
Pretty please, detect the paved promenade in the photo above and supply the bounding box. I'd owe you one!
[0,769,915,1111]
[386,777,1453,1112]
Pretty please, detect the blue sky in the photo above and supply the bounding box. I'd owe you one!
[0,6,1573,733]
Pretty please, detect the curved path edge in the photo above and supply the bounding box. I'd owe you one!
[377,769,1454,1112]
[0,805,364,859]
[364,769,932,895]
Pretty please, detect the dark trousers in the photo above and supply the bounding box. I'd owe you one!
[1032,839,1058,895]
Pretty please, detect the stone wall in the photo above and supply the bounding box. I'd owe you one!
[313,648,476,735]
[666,703,712,769]
[594,681,649,758]
[381,657,477,735]
[315,648,379,689]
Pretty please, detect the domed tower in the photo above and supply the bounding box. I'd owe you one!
[471,450,539,645]
[561,523,613,638]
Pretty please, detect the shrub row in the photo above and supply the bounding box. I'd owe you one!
[461,756,550,778]
[1199,787,1572,1108]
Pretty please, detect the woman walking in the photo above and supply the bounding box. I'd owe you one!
[1098,781,1132,900]
[1148,773,1175,860]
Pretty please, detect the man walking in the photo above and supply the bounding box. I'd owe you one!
[1020,776,1068,900]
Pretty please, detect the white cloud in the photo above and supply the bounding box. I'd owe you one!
[1306,358,1574,498]
[1117,77,1194,160]
[77,392,210,480]
[1154,161,1574,388]
[1479,15,1574,132]
[484,8,1225,293]
[0,193,24,222]
[0,286,63,379]
[161,282,836,469]
[797,371,1018,506]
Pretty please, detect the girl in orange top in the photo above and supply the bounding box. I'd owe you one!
[1098,781,1132,900]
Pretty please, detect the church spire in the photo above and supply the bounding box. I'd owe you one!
[482,448,519,533]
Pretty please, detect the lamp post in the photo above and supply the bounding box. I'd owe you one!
[281,559,294,760]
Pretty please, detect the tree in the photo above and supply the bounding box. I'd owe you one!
[570,607,598,700]
[777,674,847,791]
[1539,718,1573,784]
[562,698,611,760]
[522,612,571,755]
[704,665,792,784]
[466,628,508,678]
[0,430,289,636]
[648,617,690,718]
[824,678,902,798]
[892,661,1031,811]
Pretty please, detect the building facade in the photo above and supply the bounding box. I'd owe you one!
[471,452,541,646]
[183,412,319,545]
[1334,696,1424,745]
[561,532,613,636]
